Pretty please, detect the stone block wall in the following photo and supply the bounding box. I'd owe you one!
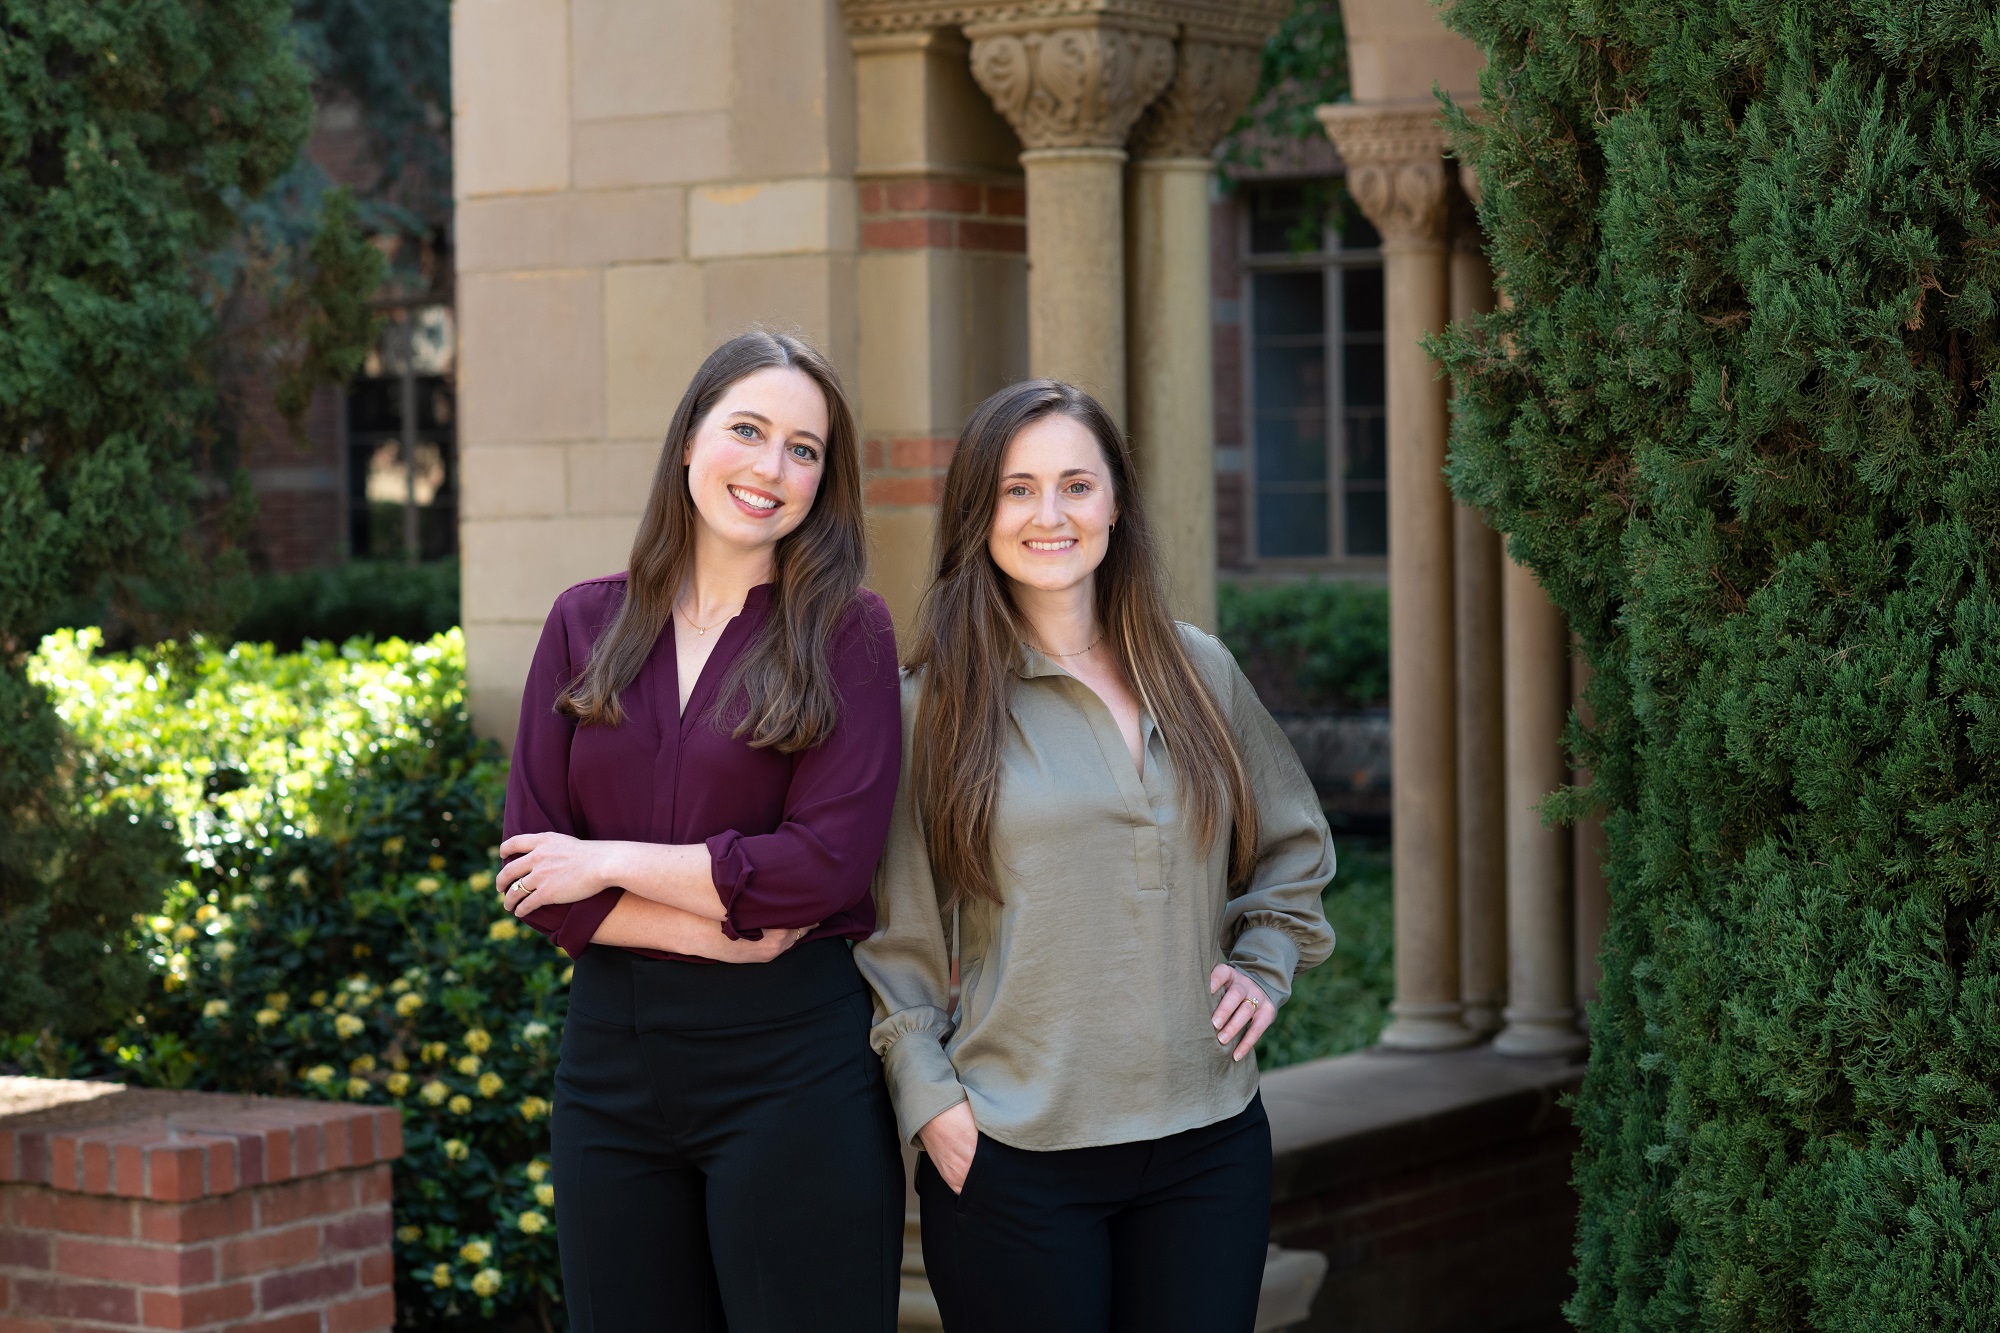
[0,1081,401,1333]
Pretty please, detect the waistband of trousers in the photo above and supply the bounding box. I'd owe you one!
[568,937,865,1032]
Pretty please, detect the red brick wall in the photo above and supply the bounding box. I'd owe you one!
[0,1092,401,1333]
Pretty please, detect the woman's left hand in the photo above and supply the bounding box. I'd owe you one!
[1208,964,1276,1062]
[498,832,610,917]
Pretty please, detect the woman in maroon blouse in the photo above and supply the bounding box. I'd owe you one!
[494,331,904,1332]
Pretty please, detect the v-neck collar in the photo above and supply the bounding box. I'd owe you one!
[676,582,774,737]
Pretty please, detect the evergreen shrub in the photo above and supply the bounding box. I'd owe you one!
[231,558,461,651]
[1217,579,1389,710]
[1437,3,2000,1327]
[20,630,566,1329]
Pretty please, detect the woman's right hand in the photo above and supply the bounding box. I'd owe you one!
[710,923,818,964]
[918,1100,979,1194]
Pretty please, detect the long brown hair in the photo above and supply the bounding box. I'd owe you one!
[555,330,865,750]
[907,379,1259,906]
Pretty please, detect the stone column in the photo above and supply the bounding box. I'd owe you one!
[1493,558,1587,1056]
[1450,235,1506,1037]
[1124,35,1260,630]
[967,18,1176,425]
[1318,105,1472,1050]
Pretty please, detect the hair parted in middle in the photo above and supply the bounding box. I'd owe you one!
[553,329,865,751]
[907,378,1260,908]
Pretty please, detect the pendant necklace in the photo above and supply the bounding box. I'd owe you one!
[1029,632,1103,659]
[677,599,737,637]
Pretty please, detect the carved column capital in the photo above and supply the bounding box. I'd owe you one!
[1316,102,1453,251]
[1129,33,1262,160]
[966,17,1177,152]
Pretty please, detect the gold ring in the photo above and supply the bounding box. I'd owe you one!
[1246,996,1261,1008]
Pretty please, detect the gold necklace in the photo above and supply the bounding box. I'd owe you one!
[677,599,738,637]
[1029,632,1102,659]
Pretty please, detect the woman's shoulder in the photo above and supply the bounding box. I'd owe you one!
[551,573,629,620]
[1174,621,1239,693]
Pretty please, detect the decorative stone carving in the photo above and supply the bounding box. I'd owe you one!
[842,0,1288,46]
[968,19,1176,151]
[1316,103,1452,251]
[1130,35,1262,160]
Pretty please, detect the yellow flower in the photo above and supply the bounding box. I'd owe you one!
[459,1239,491,1264]
[383,836,406,856]
[230,894,256,912]
[421,1041,448,1063]
[390,977,411,994]
[350,1054,376,1074]
[202,999,230,1019]
[254,1008,281,1028]
[520,1021,550,1042]
[395,993,424,1017]
[468,870,494,891]
[518,1097,551,1122]
[395,1225,421,1244]
[428,854,447,871]
[534,1183,554,1207]
[351,942,372,958]
[430,1263,452,1288]
[334,1014,365,1039]
[195,904,218,923]
[561,966,574,984]
[448,1094,472,1115]
[386,1073,411,1097]
[309,990,328,1007]
[455,1055,481,1076]
[420,1080,449,1105]
[516,1210,548,1235]
[149,915,173,934]
[487,918,520,942]
[264,991,289,1010]
[477,1072,503,1098]
[390,1052,410,1071]
[471,1268,502,1298]
[303,1065,335,1085]
[288,867,309,888]
[525,1159,550,1183]
[463,1028,492,1054]
[172,923,197,944]
[346,1077,371,1099]
[443,1139,470,1162]
[212,940,237,960]
[414,876,441,895]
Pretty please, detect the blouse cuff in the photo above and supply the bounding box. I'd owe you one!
[1228,922,1305,1008]
[703,829,761,941]
[546,888,623,960]
[872,1011,968,1146]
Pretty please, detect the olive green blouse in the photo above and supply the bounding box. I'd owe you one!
[853,625,1337,1152]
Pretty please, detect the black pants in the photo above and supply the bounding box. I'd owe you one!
[553,940,903,1333]
[916,1095,1273,1333]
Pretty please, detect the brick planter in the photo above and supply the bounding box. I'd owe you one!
[0,1079,402,1333]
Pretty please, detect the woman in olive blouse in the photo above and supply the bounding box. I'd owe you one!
[854,380,1336,1333]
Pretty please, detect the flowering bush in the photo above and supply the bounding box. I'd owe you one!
[21,630,567,1329]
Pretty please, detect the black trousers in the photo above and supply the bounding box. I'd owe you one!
[916,1095,1273,1333]
[553,940,903,1333]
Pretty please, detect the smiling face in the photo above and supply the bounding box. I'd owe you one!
[985,411,1119,600]
[681,365,829,556]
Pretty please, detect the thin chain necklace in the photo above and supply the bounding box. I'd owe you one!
[1028,631,1103,659]
[677,598,739,637]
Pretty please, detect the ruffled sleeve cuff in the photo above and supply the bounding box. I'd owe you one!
[1228,918,1312,1008]
[870,1006,968,1146]
[704,829,760,940]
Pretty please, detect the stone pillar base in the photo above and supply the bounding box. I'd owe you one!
[1493,1009,1588,1058]
[1380,1003,1480,1052]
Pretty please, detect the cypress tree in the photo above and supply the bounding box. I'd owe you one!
[0,0,365,1045]
[1437,3,2000,1327]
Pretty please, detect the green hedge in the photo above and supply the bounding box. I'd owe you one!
[1258,840,1391,1069]
[1438,3,2000,1328]
[230,558,461,652]
[21,630,563,1329]
[1217,579,1389,711]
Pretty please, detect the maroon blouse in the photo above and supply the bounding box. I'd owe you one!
[504,576,902,961]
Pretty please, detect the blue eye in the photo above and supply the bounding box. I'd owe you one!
[790,442,820,462]
[732,423,758,439]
